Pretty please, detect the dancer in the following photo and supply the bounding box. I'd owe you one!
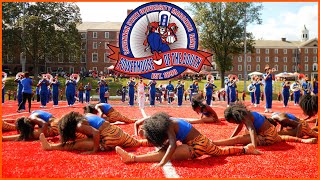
[84,103,136,123]
[116,112,261,166]
[299,94,318,131]
[2,120,16,131]
[190,94,220,123]
[39,112,151,153]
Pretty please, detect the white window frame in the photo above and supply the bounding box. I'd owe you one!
[238,65,242,71]
[293,57,297,62]
[312,63,318,71]
[247,64,251,71]
[274,49,278,54]
[247,56,251,62]
[313,56,318,62]
[92,53,98,62]
[256,56,260,62]
[283,49,287,54]
[274,65,278,71]
[47,67,52,73]
[70,67,74,74]
[6,54,13,63]
[283,65,287,72]
[93,42,98,49]
[305,48,308,54]
[305,56,308,62]
[256,64,260,71]
[265,56,269,62]
[238,56,242,62]
[292,65,296,72]
[238,74,242,80]
[81,42,86,50]
[313,48,317,54]
[93,32,97,38]
[105,32,109,39]
[81,54,86,63]
[256,48,260,54]
[265,49,269,54]
[105,42,109,49]
[283,57,287,63]
[305,64,309,71]
[104,52,110,62]
[81,33,86,39]
[274,57,278,62]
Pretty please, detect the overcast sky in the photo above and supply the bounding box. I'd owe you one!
[76,2,318,41]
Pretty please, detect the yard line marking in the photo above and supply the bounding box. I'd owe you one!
[140,108,180,178]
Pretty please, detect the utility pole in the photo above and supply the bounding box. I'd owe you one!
[243,7,247,92]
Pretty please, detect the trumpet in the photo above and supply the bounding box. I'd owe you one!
[290,83,301,92]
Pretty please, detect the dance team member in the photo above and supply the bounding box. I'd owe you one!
[84,104,136,123]
[39,112,151,153]
[190,94,220,123]
[116,112,261,166]
[2,120,16,131]
[299,94,318,131]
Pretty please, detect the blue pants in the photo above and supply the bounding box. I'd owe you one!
[178,94,183,106]
[79,92,84,103]
[250,92,255,104]
[283,91,289,106]
[18,92,25,109]
[86,92,90,103]
[206,93,212,105]
[129,91,134,105]
[167,92,173,104]
[265,86,272,108]
[255,91,261,104]
[121,93,126,102]
[99,92,105,103]
[149,90,156,106]
[66,91,75,105]
[148,32,170,53]
[229,91,236,104]
[294,92,300,104]
[2,88,5,103]
[40,91,48,106]
[226,89,230,104]
[52,92,59,105]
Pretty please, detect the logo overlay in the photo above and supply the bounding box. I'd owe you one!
[108,2,212,80]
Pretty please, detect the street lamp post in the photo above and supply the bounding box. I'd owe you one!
[243,8,247,92]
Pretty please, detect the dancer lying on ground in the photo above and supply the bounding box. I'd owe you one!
[299,94,318,131]
[2,110,59,141]
[271,112,318,138]
[2,120,16,131]
[85,103,136,123]
[189,94,220,123]
[40,111,151,153]
[116,112,261,167]
[212,104,317,147]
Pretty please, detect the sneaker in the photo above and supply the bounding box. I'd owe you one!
[264,109,268,113]
[254,104,257,107]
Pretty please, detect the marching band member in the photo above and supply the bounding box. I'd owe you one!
[254,77,263,107]
[65,77,76,106]
[104,83,110,103]
[148,80,157,107]
[302,77,312,95]
[136,78,146,109]
[281,78,290,107]
[51,76,60,107]
[17,72,33,113]
[176,80,184,107]
[84,82,92,103]
[166,80,174,104]
[224,75,231,105]
[2,75,5,104]
[205,79,217,106]
[127,78,136,106]
[189,80,199,102]
[78,83,85,104]
[227,76,237,106]
[15,73,25,110]
[312,78,318,95]
[98,76,106,103]
[263,66,275,113]
[157,84,164,104]
[121,86,127,103]
[37,74,50,108]
[248,81,255,105]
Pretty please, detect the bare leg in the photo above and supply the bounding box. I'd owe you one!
[2,120,16,131]
[278,129,296,136]
[2,134,20,142]
[40,133,94,151]
[212,134,252,146]
[280,135,318,144]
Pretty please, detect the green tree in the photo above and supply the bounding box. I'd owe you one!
[2,2,82,77]
[189,2,263,87]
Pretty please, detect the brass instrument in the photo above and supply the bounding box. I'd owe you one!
[70,74,80,83]
[15,72,24,81]
[290,82,301,92]
[247,83,256,92]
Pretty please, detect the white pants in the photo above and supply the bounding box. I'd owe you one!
[138,92,145,109]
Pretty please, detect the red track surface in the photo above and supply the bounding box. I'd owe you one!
[1,100,318,178]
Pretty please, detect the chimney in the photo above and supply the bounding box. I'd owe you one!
[281,38,286,41]
[127,9,133,16]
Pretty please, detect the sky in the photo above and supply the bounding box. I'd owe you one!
[76,2,318,41]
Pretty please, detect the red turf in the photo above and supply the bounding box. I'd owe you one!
[1,100,318,178]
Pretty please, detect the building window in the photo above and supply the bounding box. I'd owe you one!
[104,53,110,62]
[305,48,308,54]
[92,53,98,62]
[265,56,269,62]
[283,65,287,72]
[256,48,260,54]
[93,42,98,49]
[105,32,110,39]
[283,57,287,63]
[247,65,251,71]
[238,74,242,80]
[274,57,278,62]
[58,67,63,71]
[69,67,74,74]
[313,48,317,54]
[256,56,260,62]
[105,42,109,49]
[81,54,86,63]
[238,65,242,71]
[312,63,318,71]
[6,54,13,63]
[305,64,308,71]
[47,67,52,73]
[313,56,318,62]
[256,64,260,71]
[238,56,242,62]
[292,49,296,54]
[247,56,251,62]
[305,56,308,62]
[274,49,278,54]
[93,32,97,38]
[265,49,269,54]
[81,42,86,50]
[292,65,296,72]
[81,33,86,39]
[92,67,98,71]
[274,65,278,71]
[293,57,297,62]
[283,49,287,54]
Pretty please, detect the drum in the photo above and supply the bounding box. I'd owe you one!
[169,92,175,97]
[156,92,161,97]
[192,92,198,96]
[104,92,110,98]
